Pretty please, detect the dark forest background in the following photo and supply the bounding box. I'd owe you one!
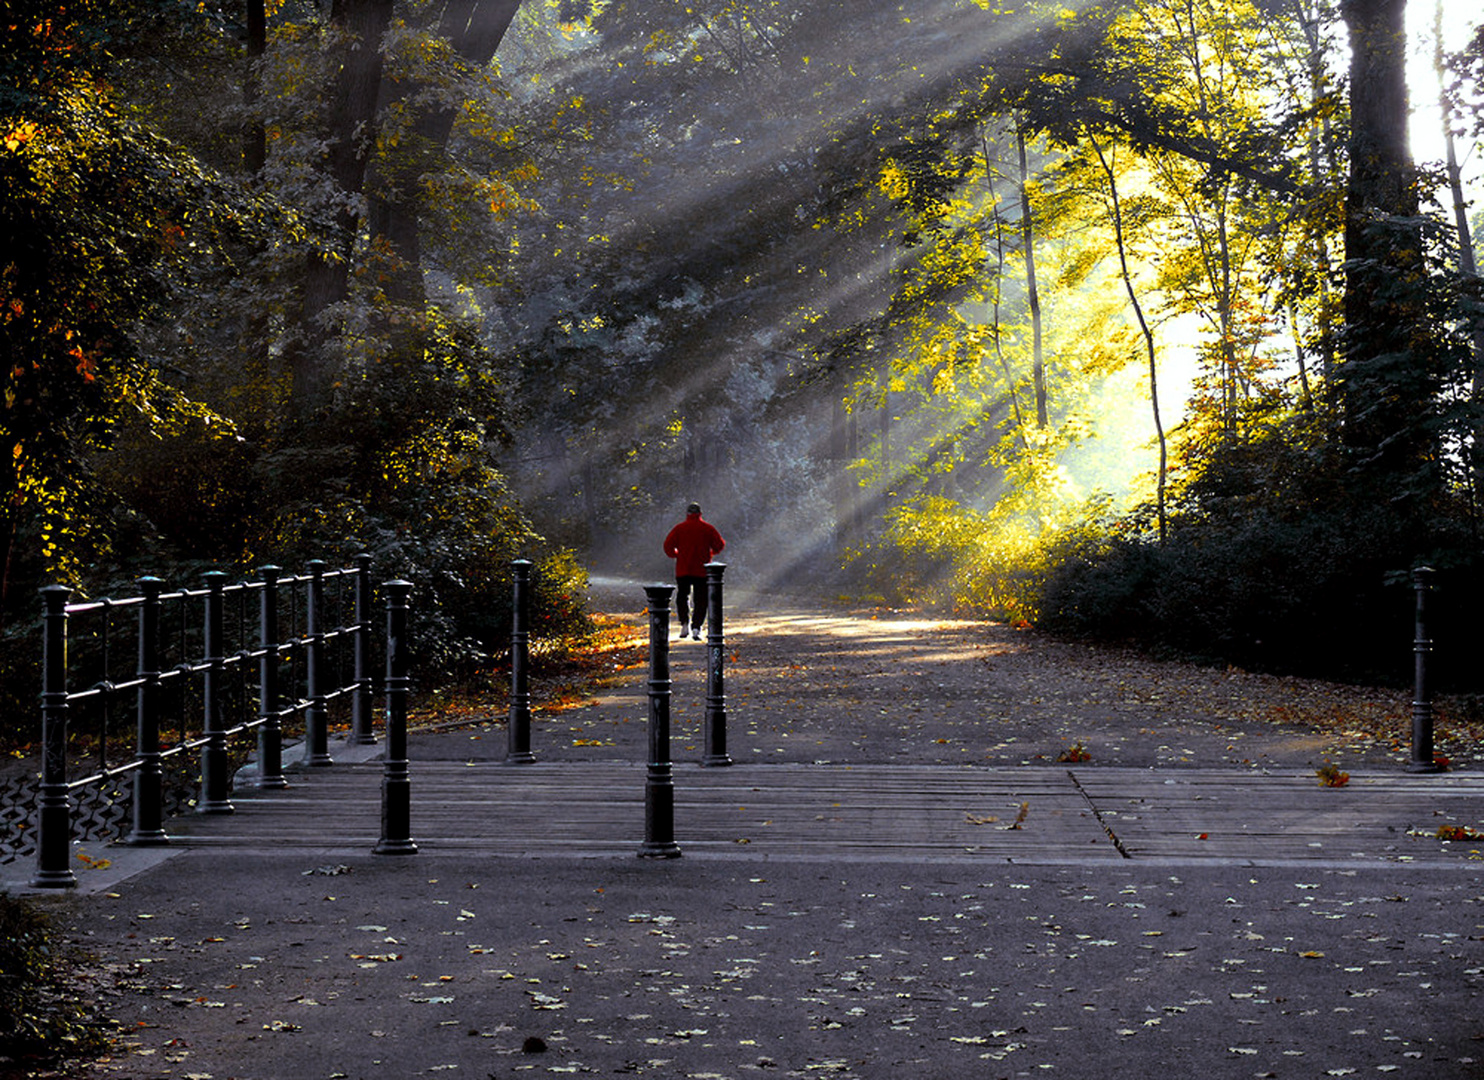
[3,0,1483,701]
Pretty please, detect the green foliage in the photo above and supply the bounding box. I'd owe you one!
[530,548,593,647]
[235,313,590,677]
[0,0,589,715]
[1,0,272,610]
[1035,389,1483,685]
[1039,512,1413,683]
[850,497,1055,624]
[491,1,1075,560]
[4,0,1483,707]
[805,0,1484,693]
[0,893,112,1066]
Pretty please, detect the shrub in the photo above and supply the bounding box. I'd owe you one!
[1036,483,1482,689]
[0,893,112,1067]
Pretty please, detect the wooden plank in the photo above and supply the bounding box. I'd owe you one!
[162,762,1118,859]
[1069,768,1484,863]
[151,763,1484,866]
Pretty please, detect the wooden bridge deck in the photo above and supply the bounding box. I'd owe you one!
[159,761,1484,867]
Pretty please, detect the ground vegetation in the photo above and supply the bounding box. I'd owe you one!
[0,892,112,1070]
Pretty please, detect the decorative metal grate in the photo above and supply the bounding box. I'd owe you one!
[2,758,202,865]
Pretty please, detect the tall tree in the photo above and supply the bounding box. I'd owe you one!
[243,0,267,177]
[1338,0,1434,484]
[289,0,396,415]
[1016,123,1049,428]
[367,0,523,313]
[1432,0,1484,501]
[1,1,261,608]
[1089,132,1168,543]
[1288,0,1345,390]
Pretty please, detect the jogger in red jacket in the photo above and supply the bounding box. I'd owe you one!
[662,503,726,639]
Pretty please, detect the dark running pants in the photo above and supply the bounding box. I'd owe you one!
[675,576,707,632]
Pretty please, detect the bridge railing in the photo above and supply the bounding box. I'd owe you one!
[27,556,386,888]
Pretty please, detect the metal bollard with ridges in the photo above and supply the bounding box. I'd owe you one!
[304,560,332,766]
[256,566,287,789]
[375,580,418,855]
[640,584,681,858]
[351,553,377,745]
[1408,567,1441,773]
[702,562,732,767]
[198,571,234,813]
[129,577,169,846]
[32,585,77,888]
[506,559,536,764]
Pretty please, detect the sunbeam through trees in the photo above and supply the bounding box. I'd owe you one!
[2,0,1483,698]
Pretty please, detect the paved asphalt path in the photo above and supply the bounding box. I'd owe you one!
[33,846,1484,1080]
[8,589,1484,1080]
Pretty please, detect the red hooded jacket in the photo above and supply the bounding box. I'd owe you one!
[663,512,725,578]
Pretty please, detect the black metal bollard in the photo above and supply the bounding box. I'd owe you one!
[702,562,732,767]
[639,584,681,858]
[506,559,536,764]
[374,580,418,855]
[32,585,77,888]
[256,566,287,789]
[1409,567,1441,773]
[198,571,234,813]
[304,560,332,766]
[351,553,377,745]
[129,577,169,846]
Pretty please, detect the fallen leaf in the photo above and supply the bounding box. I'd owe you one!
[1438,825,1484,842]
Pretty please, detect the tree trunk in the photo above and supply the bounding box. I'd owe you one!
[1289,295,1315,412]
[1215,199,1238,432]
[1016,125,1048,428]
[289,0,395,418]
[1294,0,1340,387]
[830,395,859,547]
[242,0,266,177]
[1091,133,1167,544]
[1338,0,1430,475]
[982,138,1029,446]
[367,0,523,314]
[1434,0,1484,509]
[878,388,892,512]
[237,0,275,430]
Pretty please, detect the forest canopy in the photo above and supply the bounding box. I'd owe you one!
[2,0,1482,688]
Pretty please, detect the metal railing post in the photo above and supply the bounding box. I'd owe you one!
[640,584,681,858]
[32,585,77,888]
[256,566,286,788]
[129,576,169,846]
[375,580,417,855]
[304,559,332,766]
[506,558,536,764]
[351,553,376,745]
[1409,567,1441,773]
[702,561,732,767]
[198,571,234,813]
